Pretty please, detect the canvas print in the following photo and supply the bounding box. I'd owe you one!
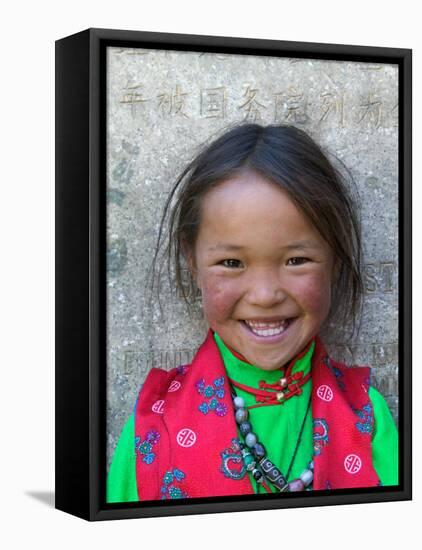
[105,46,399,504]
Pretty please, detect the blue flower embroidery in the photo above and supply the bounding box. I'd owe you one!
[353,403,374,435]
[173,468,185,481]
[196,376,227,416]
[135,429,160,464]
[198,402,209,414]
[160,469,188,499]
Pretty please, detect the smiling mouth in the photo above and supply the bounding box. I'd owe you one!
[242,319,293,337]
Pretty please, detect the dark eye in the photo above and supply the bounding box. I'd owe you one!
[221,259,242,268]
[287,257,309,266]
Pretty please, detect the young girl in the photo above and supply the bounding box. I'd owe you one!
[107,123,398,502]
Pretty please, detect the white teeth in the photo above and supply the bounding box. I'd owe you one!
[245,320,288,328]
[244,319,289,337]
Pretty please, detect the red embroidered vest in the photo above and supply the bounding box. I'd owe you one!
[134,330,380,500]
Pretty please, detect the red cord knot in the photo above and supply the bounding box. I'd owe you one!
[259,380,284,391]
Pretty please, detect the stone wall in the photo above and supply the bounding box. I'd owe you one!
[106,46,398,468]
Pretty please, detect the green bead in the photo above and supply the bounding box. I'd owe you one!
[244,453,255,467]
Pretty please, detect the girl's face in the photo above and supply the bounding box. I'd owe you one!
[190,170,336,371]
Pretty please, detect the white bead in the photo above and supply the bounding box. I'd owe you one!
[300,469,314,486]
[245,432,257,448]
[233,396,245,409]
[235,408,248,423]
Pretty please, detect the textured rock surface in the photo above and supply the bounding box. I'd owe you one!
[106,46,399,468]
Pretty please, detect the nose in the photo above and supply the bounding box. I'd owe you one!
[245,267,288,308]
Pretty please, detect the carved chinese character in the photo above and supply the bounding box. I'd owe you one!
[238,85,267,122]
[358,92,383,129]
[157,84,189,118]
[200,87,226,119]
[274,86,310,124]
[119,83,149,116]
[319,90,345,126]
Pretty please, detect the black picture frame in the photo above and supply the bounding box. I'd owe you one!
[55,27,412,521]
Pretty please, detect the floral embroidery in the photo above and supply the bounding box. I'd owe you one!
[135,430,160,464]
[313,418,329,456]
[160,468,188,499]
[195,376,227,416]
[352,403,374,435]
[220,438,247,480]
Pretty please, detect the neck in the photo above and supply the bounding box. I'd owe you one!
[218,332,315,370]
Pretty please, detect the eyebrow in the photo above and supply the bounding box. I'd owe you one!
[208,244,245,252]
[284,240,323,251]
[208,240,322,252]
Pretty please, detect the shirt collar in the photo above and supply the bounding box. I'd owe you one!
[213,330,315,387]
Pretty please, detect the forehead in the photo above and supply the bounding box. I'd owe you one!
[197,172,325,249]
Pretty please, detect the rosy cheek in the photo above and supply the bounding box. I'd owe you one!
[200,277,240,321]
[295,274,332,314]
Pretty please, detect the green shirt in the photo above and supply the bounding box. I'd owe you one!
[107,333,398,503]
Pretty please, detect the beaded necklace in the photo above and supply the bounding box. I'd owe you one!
[231,388,314,492]
[219,334,315,492]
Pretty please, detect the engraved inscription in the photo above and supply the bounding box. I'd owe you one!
[200,87,227,119]
[157,84,189,118]
[364,261,396,293]
[319,90,345,127]
[358,92,383,129]
[123,348,195,375]
[119,82,149,116]
[124,350,145,376]
[114,78,398,129]
[238,85,267,121]
[274,86,310,124]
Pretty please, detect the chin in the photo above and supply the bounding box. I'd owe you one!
[254,356,290,371]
